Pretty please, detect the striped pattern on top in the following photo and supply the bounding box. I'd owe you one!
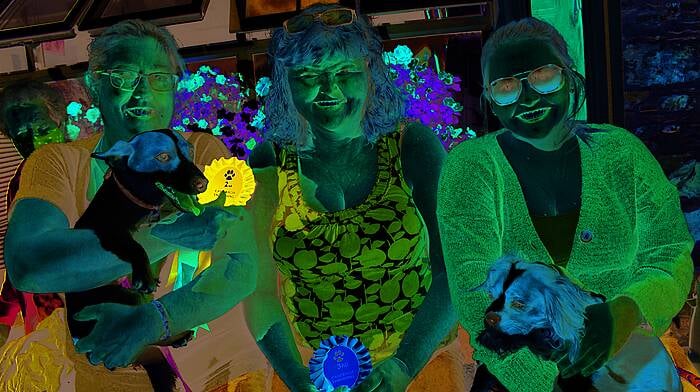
[0,135,22,271]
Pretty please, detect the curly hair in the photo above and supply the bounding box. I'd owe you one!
[0,80,67,138]
[264,3,405,147]
[85,19,185,101]
[480,18,587,126]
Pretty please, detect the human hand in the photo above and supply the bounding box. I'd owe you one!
[352,357,412,392]
[557,296,642,378]
[151,193,238,250]
[73,302,162,369]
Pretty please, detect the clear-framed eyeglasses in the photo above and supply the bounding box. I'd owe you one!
[95,69,179,92]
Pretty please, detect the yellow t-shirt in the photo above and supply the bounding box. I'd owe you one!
[11,131,230,225]
[4,131,231,392]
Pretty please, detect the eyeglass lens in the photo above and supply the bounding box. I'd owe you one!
[490,65,563,105]
[109,71,177,92]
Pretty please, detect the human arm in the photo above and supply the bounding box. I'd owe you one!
[73,243,257,368]
[5,198,176,293]
[354,124,456,391]
[5,131,231,293]
[437,140,558,392]
[244,146,316,392]
[559,128,694,377]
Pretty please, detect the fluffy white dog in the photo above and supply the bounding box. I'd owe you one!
[474,257,681,392]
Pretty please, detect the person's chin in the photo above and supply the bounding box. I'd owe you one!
[509,117,562,140]
[124,117,168,133]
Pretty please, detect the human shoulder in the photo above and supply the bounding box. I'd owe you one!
[448,129,502,159]
[25,132,100,167]
[248,141,277,169]
[180,130,223,149]
[442,129,503,178]
[579,123,651,159]
[179,131,231,165]
[399,122,446,188]
[401,122,442,148]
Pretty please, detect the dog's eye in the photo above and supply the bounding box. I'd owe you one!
[510,300,525,310]
[156,152,171,162]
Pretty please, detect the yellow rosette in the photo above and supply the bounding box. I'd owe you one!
[198,157,256,206]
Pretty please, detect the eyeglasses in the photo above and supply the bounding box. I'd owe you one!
[96,69,179,92]
[283,8,356,34]
[487,64,565,106]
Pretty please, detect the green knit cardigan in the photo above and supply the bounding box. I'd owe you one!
[437,124,694,392]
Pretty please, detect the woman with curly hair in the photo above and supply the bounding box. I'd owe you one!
[242,3,464,391]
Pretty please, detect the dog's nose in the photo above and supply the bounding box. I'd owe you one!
[485,312,501,327]
[193,177,208,192]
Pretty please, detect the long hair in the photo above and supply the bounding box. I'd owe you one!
[264,3,405,148]
[84,19,185,102]
[480,18,595,140]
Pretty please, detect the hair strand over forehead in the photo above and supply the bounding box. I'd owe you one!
[263,3,405,147]
[87,19,184,75]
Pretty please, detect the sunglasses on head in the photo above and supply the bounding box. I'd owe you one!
[487,64,565,106]
[283,8,356,34]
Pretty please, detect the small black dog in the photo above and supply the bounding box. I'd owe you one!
[65,129,208,391]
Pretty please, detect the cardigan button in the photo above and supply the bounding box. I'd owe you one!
[580,229,594,243]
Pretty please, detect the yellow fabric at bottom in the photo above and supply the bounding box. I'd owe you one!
[661,332,700,392]
[0,308,160,392]
[0,308,75,392]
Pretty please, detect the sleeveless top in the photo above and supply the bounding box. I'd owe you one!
[270,129,432,362]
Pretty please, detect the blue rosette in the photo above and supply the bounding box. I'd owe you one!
[309,335,373,392]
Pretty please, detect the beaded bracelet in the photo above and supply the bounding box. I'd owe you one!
[151,300,172,341]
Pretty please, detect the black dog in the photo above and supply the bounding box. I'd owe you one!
[65,129,208,391]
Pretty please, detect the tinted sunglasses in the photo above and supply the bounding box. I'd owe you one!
[487,64,565,106]
[283,8,356,34]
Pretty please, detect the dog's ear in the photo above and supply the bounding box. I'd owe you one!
[471,256,519,299]
[92,140,134,162]
[543,276,601,361]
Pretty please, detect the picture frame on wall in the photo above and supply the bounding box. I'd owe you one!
[230,0,350,33]
[0,0,87,47]
[78,0,210,31]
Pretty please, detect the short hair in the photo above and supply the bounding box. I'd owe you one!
[264,3,405,147]
[85,19,185,99]
[480,17,586,123]
[0,80,67,138]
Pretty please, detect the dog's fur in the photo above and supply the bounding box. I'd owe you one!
[65,129,207,391]
[475,257,681,392]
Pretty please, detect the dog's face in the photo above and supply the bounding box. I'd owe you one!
[475,258,602,361]
[93,129,208,212]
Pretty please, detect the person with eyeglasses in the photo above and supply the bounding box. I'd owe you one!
[2,19,256,391]
[238,3,465,392]
[437,18,693,392]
